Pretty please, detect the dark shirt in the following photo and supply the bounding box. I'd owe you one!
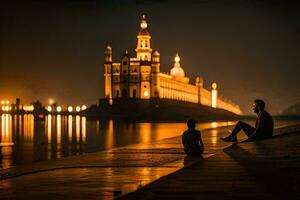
[253,110,274,139]
[182,129,203,156]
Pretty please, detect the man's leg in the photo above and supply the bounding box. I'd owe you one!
[222,121,255,142]
[230,121,255,138]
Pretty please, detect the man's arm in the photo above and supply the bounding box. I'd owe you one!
[246,113,265,141]
[182,132,186,146]
[198,131,204,147]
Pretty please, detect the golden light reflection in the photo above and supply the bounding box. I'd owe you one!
[81,116,86,143]
[76,115,80,141]
[1,114,13,145]
[211,122,218,129]
[57,115,61,157]
[211,129,218,146]
[23,114,34,142]
[46,114,52,143]
[105,120,114,149]
[139,123,151,144]
[68,115,72,141]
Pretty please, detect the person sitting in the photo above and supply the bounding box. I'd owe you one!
[222,99,274,143]
[182,119,204,156]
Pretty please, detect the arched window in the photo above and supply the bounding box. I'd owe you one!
[122,89,127,98]
[133,89,136,98]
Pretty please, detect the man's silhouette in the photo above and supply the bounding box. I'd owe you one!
[182,119,204,156]
[222,99,274,143]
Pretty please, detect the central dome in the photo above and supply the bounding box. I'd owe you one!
[171,66,185,77]
[170,53,185,78]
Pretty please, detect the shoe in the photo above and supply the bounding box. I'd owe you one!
[221,136,237,143]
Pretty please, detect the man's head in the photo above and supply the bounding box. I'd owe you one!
[187,119,196,129]
[252,99,265,114]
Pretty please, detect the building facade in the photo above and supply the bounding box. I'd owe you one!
[104,15,242,115]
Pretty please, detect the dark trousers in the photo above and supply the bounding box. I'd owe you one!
[230,121,255,138]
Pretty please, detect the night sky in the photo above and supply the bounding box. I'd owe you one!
[1,1,299,114]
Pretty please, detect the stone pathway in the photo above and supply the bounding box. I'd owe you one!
[118,124,300,200]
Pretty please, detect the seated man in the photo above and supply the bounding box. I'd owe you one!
[222,99,274,143]
[182,119,204,156]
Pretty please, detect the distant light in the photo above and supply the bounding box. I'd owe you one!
[47,106,52,112]
[6,100,10,104]
[212,82,217,90]
[76,106,81,112]
[0,100,4,105]
[5,105,9,111]
[81,105,87,110]
[211,122,218,128]
[48,98,54,105]
[68,106,73,113]
[56,106,62,112]
[144,91,149,97]
[1,106,5,111]
[31,105,34,111]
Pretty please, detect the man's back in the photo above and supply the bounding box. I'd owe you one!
[255,110,274,138]
[182,129,203,156]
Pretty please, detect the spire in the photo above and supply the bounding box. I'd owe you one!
[140,14,148,29]
[136,14,152,60]
[174,53,180,67]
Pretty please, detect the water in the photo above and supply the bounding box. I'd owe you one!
[0,114,236,169]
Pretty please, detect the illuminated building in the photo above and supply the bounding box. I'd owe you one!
[104,15,242,115]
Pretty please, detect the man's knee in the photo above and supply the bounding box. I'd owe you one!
[237,121,247,126]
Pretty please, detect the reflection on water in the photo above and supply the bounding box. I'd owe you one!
[0,114,235,169]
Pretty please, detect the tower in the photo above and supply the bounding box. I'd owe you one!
[151,50,161,98]
[195,76,203,104]
[136,14,152,61]
[104,46,113,104]
[120,50,130,98]
[211,82,218,108]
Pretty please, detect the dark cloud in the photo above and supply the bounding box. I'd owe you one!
[0,1,299,114]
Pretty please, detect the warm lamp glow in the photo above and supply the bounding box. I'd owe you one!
[0,100,4,105]
[144,91,149,97]
[48,98,54,105]
[212,82,217,89]
[56,106,62,112]
[47,106,52,112]
[6,100,10,104]
[76,106,81,112]
[81,105,87,110]
[68,106,73,113]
